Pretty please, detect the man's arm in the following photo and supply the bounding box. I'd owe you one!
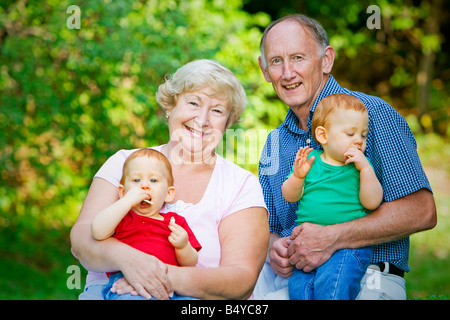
[288,188,436,272]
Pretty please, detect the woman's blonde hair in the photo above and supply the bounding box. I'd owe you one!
[156,59,248,129]
[311,93,367,143]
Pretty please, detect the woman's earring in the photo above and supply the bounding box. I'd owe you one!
[165,112,170,119]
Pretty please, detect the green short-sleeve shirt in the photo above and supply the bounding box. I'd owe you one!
[290,149,370,226]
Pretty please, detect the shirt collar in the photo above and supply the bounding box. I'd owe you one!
[282,75,342,134]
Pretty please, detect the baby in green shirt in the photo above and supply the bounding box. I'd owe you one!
[283,93,383,300]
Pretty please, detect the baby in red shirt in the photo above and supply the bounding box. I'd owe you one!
[91,148,201,300]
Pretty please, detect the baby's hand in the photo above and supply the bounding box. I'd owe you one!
[122,186,150,207]
[344,147,370,171]
[168,217,189,249]
[293,147,315,179]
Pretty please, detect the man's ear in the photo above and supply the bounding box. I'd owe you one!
[315,126,328,145]
[165,186,175,203]
[118,184,125,199]
[321,46,335,74]
[258,56,272,83]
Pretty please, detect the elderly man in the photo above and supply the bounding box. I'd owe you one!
[254,14,436,300]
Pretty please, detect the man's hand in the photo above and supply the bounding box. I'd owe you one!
[287,222,338,272]
[269,237,295,278]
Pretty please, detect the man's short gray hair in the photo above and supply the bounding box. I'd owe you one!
[259,14,329,69]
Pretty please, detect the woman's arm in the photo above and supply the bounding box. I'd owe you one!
[70,177,173,300]
[71,177,122,269]
[167,207,269,299]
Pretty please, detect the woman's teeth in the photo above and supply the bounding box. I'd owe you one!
[186,126,204,137]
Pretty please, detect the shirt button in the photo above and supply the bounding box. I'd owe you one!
[306,139,311,144]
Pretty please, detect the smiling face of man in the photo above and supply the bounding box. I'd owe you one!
[259,19,334,115]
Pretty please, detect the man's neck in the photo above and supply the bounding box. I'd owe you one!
[291,107,310,131]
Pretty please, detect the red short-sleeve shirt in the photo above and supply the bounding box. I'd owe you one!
[113,210,202,266]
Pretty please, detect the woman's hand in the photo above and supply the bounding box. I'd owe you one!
[116,250,174,300]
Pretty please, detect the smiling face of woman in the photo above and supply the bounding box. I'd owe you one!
[167,88,230,162]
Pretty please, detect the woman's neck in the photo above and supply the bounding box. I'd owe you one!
[161,143,217,205]
[161,143,217,169]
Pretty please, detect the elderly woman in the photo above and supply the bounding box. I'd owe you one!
[70,59,269,300]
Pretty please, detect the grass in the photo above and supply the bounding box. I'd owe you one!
[0,133,448,300]
[403,134,450,300]
[0,225,86,300]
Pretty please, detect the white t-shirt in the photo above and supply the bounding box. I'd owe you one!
[86,146,267,282]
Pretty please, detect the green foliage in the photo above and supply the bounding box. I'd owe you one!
[0,0,273,230]
[0,0,277,299]
[407,133,450,299]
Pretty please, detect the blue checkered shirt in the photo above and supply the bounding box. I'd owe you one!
[258,75,432,272]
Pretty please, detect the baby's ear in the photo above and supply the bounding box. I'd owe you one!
[165,186,175,203]
[315,126,328,145]
[118,184,126,198]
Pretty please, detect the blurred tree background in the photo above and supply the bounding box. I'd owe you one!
[0,0,448,299]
